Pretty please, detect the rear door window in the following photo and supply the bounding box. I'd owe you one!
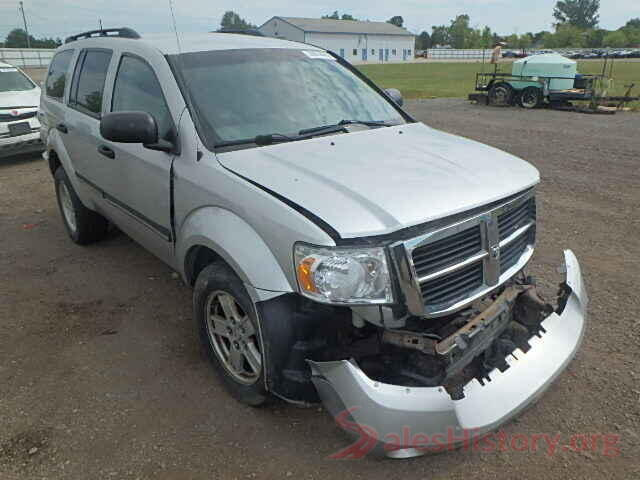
[111,54,174,140]
[45,50,74,99]
[70,49,112,117]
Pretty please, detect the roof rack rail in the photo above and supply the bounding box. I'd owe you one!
[65,27,140,44]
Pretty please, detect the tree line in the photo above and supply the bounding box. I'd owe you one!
[417,1,639,50]
[0,29,62,48]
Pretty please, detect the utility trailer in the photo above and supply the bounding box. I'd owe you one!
[469,53,638,111]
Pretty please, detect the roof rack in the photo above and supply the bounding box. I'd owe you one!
[65,27,140,44]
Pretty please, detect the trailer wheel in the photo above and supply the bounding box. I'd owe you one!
[519,87,543,109]
[488,82,514,106]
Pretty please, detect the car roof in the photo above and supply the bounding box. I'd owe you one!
[61,32,320,56]
[0,61,16,68]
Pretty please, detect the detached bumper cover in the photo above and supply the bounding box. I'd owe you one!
[309,250,587,453]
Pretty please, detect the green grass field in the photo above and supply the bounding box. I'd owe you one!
[359,61,640,107]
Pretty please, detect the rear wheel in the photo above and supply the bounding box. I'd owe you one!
[488,82,514,106]
[519,86,544,109]
[54,168,108,245]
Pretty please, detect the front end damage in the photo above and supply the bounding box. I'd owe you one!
[256,250,586,457]
[307,250,587,457]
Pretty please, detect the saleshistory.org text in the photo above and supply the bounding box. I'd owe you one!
[330,408,621,459]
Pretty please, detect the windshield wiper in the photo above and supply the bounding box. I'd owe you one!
[214,120,390,149]
[298,119,389,136]
[214,133,300,149]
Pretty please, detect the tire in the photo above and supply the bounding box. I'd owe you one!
[194,262,269,406]
[54,167,109,245]
[519,86,543,109]
[488,82,514,106]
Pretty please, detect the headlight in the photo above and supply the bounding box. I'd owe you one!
[294,243,393,305]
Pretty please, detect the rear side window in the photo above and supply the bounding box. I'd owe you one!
[111,55,173,140]
[71,49,112,117]
[45,50,74,99]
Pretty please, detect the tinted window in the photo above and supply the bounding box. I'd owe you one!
[45,50,73,99]
[72,50,112,116]
[111,55,173,139]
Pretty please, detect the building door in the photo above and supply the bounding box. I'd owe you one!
[385,49,389,61]
[362,49,367,61]
[339,48,345,58]
[403,49,407,61]
[379,49,383,62]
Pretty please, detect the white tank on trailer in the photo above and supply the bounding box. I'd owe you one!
[511,53,577,91]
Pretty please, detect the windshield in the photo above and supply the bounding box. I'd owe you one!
[0,67,35,92]
[171,48,405,148]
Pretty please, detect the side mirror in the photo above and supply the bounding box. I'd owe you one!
[100,111,175,153]
[384,88,403,107]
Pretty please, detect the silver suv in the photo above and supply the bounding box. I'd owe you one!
[40,28,587,457]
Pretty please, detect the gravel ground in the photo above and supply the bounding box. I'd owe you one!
[1,99,638,479]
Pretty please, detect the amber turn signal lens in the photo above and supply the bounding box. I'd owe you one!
[297,257,317,292]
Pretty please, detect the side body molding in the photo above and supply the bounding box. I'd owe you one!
[175,206,294,293]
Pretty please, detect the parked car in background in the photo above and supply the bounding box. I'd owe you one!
[0,62,43,158]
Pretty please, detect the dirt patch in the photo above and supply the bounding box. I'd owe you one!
[1,100,638,478]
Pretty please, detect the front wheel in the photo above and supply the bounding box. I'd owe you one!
[194,262,269,406]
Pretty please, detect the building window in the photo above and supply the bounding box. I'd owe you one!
[352,49,358,56]
[408,49,412,56]
[371,49,375,55]
[392,49,397,55]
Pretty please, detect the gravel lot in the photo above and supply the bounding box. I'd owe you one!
[1,99,638,479]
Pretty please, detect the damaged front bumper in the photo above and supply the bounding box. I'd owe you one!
[309,250,587,458]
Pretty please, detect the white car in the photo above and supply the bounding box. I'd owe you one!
[0,61,43,158]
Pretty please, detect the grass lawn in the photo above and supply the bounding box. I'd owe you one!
[359,61,640,107]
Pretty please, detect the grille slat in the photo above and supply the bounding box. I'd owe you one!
[413,228,480,262]
[412,225,481,278]
[421,262,483,305]
[498,198,536,240]
[500,232,532,272]
[420,261,483,295]
[413,239,481,273]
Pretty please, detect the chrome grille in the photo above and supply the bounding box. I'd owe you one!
[393,190,537,318]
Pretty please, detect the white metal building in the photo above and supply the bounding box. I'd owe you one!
[258,17,415,64]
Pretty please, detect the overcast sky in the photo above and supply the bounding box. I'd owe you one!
[1,0,638,42]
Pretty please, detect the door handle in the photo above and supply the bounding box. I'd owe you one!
[56,123,68,134]
[98,145,115,159]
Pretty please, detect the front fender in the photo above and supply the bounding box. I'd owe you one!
[176,206,294,293]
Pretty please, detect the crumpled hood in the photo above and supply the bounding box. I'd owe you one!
[0,87,40,109]
[217,123,540,238]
